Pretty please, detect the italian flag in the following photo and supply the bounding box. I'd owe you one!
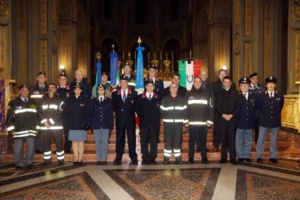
[179,60,201,90]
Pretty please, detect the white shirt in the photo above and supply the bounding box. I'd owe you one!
[146,92,153,99]
[243,92,249,100]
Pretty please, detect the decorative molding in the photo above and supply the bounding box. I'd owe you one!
[39,40,48,72]
[0,25,7,78]
[296,35,300,81]
[244,42,252,76]
[18,0,26,31]
[244,0,252,36]
[40,0,47,34]
[233,32,240,55]
[291,2,300,23]
[264,0,272,35]
[0,0,9,18]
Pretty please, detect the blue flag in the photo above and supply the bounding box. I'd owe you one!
[94,60,102,97]
[110,51,119,86]
[136,46,144,92]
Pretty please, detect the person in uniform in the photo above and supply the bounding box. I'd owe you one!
[136,80,160,165]
[90,84,113,165]
[249,72,265,144]
[185,77,213,164]
[69,69,92,98]
[38,83,64,166]
[112,75,138,165]
[56,71,72,153]
[163,73,187,98]
[256,76,284,164]
[6,84,38,171]
[212,69,236,152]
[216,76,240,165]
[236,77,258,163]
[64,83,92,166]
[29,71,48,153]
[101,72,112,98]
[120,63,136,91]
[160,83,187,164]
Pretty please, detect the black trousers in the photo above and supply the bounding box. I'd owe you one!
[213,114,221,147]
[140,124,159,161]
[115,120,137,161]
[42,130,64,162]
[254,118,260,144]
[219,119,237,160]
[164,123,182,150]
[188,126,208,158]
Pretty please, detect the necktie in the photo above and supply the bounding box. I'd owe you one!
[122,91,126,102]
[270,93,273,98]
[243,93,247,100]
[24,99,28,103]
[100,97,102,103]
[148,94,152,100]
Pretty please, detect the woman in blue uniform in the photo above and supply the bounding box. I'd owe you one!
[64,83,91,165]
[91,84,113,165]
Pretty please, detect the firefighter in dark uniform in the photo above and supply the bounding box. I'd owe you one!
[256,76,284,164]
[216,76,241,165]
[185,77,213,164]
[160,83,187,164]
[56,71,72,153]
[236,77,258,163]
[6,84,38,171]
[249,72,265,144]
[29,71,48,153]
[112,75,138,165]
[38,83,65,166]
[136,80,160,165]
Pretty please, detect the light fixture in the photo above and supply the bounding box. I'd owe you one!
[222,65,227,70]
[59,65,65,72]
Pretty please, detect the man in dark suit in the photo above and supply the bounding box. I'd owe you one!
[256,76,284,164]
[112,75,138,165]
[212,69,236,152]
[163,73,187,98]
[216,76,240,165]
[136,80,160,165]
[144,64,164,104]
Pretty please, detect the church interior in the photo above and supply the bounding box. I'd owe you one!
[0,0,300,199]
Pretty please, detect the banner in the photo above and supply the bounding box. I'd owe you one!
[93,60,102,97]
[135,46,145,93]
[109,51,119,87]
[178,60,201,90]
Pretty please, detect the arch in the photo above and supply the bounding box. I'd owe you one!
[100,36,121,53]
[162,37,181,72]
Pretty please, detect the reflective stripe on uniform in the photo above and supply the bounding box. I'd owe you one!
[49,118,55,124]
[30,94,43,98]
[40,126,63,130]
[7,126,15,131]
[15,108,37,114]
[164,149,172,157]
[160,106,174,111]
[41,119,47,124]
[175,106,187,110]
[163,119,185,123]
[187,99,208,105]
[189,121,207,125]
[49,104,58,109]
[207,120,213,125]
[174,149,181,157]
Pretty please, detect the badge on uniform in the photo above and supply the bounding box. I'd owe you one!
[80,104,84,106]
[188,96,195,100]
[16,106,22,110]
[34,91,40,94]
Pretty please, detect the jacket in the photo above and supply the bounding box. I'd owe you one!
[237,92,258,129]
[160,95,187,124]
[90,96,113,129]
[69,78,92,98]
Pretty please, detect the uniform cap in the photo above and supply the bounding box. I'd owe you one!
[120,75,129,81]
[18,84,29,90]
[249,72,258,78]
[146,79,155,85]
[59,71,67,77]
[97,84,105,89]
[239,76,250,84]
[123,62,131,68]
[265,76,277,84]
[37,71,46,76]
[149,64,157,70]
[73,82,82,89]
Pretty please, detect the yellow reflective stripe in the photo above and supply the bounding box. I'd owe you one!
[56,150,64,156]
[15,109,37,114]
[44,151,51,155]
[175,106,187,110]
[189,122,207,125]
[207,120,213,124]
[160,106,174,110]
[7,126,15,131]
[49,104,58,109]
[41,119,47,124]
[30,94,43,98]
[40,126,63,130]
[49,118,55,124]
[187,99,208,105]
[163,119,184,123]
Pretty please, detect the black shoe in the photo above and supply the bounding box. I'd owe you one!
[101,161,107,165]
[230,159,238,165]
[129,160,138,165]
[76,161,83,166]
[201,158,209,164]
[150,160,157,165]
[141,160,149,165]
[113,160,122,165]
[256,158,263,164]
[269,158,278,164]
[163,158,170,165]
[35,150,43,154]
[58,161,64,166]
[26,164,35,170]
[73,161,78,166]
[175,158,182,164]
[188,157,194,164]
[40,162,51,166]
[15,166,23,171]
[218,158,227,164]
[244,158,252,163]
[96,161,101,165]
[238,158,244,163]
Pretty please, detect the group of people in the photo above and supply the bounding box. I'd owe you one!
[6,62,284,171]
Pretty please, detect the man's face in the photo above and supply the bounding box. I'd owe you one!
[58,76,67,86]
[120,80,128,90]
[169,83,178,95]
[48,84,57,95]
[75,72,83,82]
[266,82,276,91]
[19,88,29,98]
[148,68,156,78]
[74,88,82,96]
[239,83,249,93]
[101,75,108,84]
[145,83,155,93]
[218,71,227,81]
[97,87,105,96]
[124,66,131,75]
[250,76,259,85]
[171,75,180,85]
[36,75,46,85]
[200,71,208,81]
[193,78,202,90]
[223,79,232,90]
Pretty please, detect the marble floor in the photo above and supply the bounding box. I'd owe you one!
[0,159,299,200]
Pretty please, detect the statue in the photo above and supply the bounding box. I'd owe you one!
[151,52,159,70]
[163,53,171,73]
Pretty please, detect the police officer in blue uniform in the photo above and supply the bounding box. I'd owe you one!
[112,75,138,165]
[236,77,258,163]
[256,76,284,164]
[249,72,265,144]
